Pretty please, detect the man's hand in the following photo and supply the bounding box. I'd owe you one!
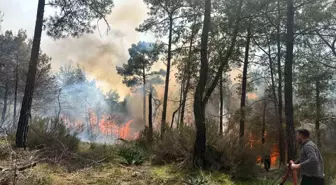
[290,164,301,170]
[287,160,294,168]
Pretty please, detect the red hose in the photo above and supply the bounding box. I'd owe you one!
[279,164,298,185]
[292,169,298,185]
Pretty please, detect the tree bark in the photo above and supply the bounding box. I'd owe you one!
[143,64,146,125]
[277,0,285,166]
[284,0,296,161]
[148,88,153,143]
[57,88,62,120]
[180,20,196,126]
[16,0,45,148]
[315,79,321,148]
[161,15,173,136]
[219,74,224,135]
[1,80,9,125]
[177,76,184,128]
[193,0,211,168]
[262,100,267,145]
[13,60,19,126]
[239,24,252,139]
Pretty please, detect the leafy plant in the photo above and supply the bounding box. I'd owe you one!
[118,146,145,166]
[186,171,210,185]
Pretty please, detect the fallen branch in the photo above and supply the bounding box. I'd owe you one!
[117,138,129,143]
[0,161,38,172]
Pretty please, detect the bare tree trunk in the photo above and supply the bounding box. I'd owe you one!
[1,80,9,125]
[262,100,267,144]
[239,24,252,139]
[277,0,285,166]
[171,107,179,129]
[177,77,184,128]
[315,79,321,148]
[143,65,146,125]
[219,74,224,135]
[193,0,211,168]
[276,0,285,166]
[284,0,296,161]
[57,88,62,120]
[180,11,198,127]
[180,78,189,126]
[161,16,173,136]
[180,27,196,126]
[13,61,19,126]
[16,0,45,148]
[148,88,153,142]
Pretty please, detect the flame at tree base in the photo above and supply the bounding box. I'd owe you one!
[256,144,280,168]
[62,110,141,143]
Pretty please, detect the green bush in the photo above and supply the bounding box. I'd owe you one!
[117,144,145,165]
[138,121,259,179]
[148,126,195,165]
[324,152,336,185]
[186,171,210,185]
[27,117,79,152]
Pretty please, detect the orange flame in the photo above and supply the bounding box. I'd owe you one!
[62,110,140,141]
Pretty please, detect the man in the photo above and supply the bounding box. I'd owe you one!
[263,154,271,172]
[290,129,324,185]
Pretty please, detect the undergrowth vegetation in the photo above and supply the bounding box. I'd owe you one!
[138,123,261,180]
[2,117,335,185]
[324,151,336,185]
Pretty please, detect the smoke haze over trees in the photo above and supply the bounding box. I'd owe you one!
[1,0,336,184]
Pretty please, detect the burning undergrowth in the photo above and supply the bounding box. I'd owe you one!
[55,65,145,144]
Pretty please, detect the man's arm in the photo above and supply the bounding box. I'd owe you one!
[292,145,318,170]
[300,145,318,168]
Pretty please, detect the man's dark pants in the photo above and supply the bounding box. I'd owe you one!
[301,175,324,185]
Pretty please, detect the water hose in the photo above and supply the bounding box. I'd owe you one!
[279,164,297,185]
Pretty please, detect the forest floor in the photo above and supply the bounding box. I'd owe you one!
[0,138,291,185]
[1,162,290,185]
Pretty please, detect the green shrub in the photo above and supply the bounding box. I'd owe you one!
[149,126,195,165]
[324,151,336,185]
[186,171,210,185]
[117,144,145,165]
[23,175,52,185]
[27,117,79,152]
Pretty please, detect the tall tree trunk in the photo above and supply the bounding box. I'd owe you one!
[16,0,45,148]
[262,100,267,145]
[315,79,321,148]
[239,25,252,139]
[13,61,19,126]
[180,22,196,126]
[180,76,189,126]
[277,0,285,166]
[193,0,211,168]
[284,0,296,161]
[143,65,146,125]
[161,15,173,136]
[148,88,153,143]
[177,77,185,128]
[57,88,62,120]
[219,74,224,135]
[1,80,9,125]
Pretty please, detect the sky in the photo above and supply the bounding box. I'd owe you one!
[0,0,253,101]
[0,0,155,97]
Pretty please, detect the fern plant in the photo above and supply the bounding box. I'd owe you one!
[186,171,210,185]
[118,147,145,166]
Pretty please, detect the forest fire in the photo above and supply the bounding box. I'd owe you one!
[249,133,279,168]
[61,110,140,142]
[255,144,280,168]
